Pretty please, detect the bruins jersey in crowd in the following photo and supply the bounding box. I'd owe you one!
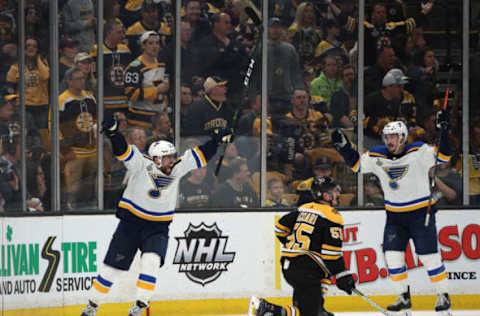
[58,90,97,157]
[275,202,347,277]
[91,43,132,114]
[184,95,234,137]
[124,55,168,128]
[286,108,329,149]
[125,20,171,57]
[339,13,420,66]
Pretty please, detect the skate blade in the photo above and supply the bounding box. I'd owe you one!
[387,310,411,316]
[437,310,453,316]
[247,296,260,316]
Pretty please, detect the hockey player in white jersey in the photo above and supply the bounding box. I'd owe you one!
[331,113,453,316]
[80,115,232,316]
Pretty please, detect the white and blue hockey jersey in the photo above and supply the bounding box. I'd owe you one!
[115,144,207,222]
[351,142,451,212]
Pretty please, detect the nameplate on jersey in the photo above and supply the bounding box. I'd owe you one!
[383,165,408,190]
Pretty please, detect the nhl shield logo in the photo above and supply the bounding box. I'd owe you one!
[173,223,236,286]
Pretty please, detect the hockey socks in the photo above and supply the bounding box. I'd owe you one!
[135,252,161,304]
[90,264,121,305]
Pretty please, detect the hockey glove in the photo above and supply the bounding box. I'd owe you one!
[436,110,450,130]
[101,115,119,137]
[211,127,234,144]
[336,272,355,295]
[331,128,349,151]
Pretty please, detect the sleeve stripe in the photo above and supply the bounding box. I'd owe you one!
[322,244,342,251]
[117,145,133,161]
[192,147,207,168]
[351,158,360,172]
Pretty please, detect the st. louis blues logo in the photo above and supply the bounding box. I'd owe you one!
[148,174,174,198]
[383,165,408,190]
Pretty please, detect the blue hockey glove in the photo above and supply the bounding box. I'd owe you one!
[211,127,234,144]
[336,273,355,295]
[331,128,349,151]
[101,115,119,137]
[436,110,450,130]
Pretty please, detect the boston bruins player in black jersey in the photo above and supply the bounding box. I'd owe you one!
[249,176,355,316]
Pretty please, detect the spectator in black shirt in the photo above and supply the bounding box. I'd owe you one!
[211,157,259,208]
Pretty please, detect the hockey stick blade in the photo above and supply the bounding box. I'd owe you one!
[245,7,262,27]
[352,289,394,316]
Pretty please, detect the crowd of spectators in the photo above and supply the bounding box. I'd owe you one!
[0,0,474,212]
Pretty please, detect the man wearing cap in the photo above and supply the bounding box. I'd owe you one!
[60,52,97,94]
[59,37,79,82]
[183,75,234,138]
[191,12,248,106]
[364,68,418,146]
[91,19,132,117]
[124,31,169,129]
[125,0,170,57]
[295,156,335,206]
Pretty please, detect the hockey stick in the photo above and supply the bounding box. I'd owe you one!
[352,288,394,316]
[312,258,393,316]
[424,67,452,226]
[214,7,261,176]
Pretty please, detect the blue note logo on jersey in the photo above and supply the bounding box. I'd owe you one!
[148,174,174,198]
[383,165,408,190]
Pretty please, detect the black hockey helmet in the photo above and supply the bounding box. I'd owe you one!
[311,176,338,202]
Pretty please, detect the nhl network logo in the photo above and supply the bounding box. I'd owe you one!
[173,222,235,286]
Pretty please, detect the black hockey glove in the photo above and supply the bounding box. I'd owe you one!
[436,110,450,130]
[336,272,356,295]
[211,127,234,144]
[101,115,119,137]
[331,128,349,151]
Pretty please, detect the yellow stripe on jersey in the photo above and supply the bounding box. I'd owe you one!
[351,158,360,172]
[117,144,132,161]
[385,198,435,212]
[275,222,291,237]
[192,146,207,167]
[118,200,174,222]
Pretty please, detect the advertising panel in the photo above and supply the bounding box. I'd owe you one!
[0,209,479,312]
[274,210,480,296]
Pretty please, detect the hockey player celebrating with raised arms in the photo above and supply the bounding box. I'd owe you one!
[80,115,232,316]
[331,112,453,316]
[249,176,356,316]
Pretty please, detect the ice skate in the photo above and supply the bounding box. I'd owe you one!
[247,296,278,316]
[80,300,98,316]
[435,293,453,316]
[387,287,412,316]
[127,300,148,316]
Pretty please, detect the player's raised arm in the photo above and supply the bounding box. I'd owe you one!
[332,128,360,170]
[102,115,128,158]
